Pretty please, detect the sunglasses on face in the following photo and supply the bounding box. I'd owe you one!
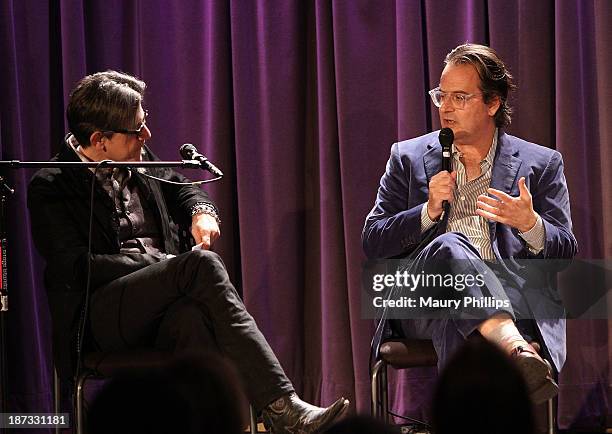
[102,110,148,137]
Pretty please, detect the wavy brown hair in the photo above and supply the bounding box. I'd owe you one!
[444,43,516,128]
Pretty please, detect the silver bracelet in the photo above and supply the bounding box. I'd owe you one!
[190,202,221,224]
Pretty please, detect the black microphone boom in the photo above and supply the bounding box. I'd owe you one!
[179,143,224,177]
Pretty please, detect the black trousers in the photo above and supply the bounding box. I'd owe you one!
[89,249,294,410]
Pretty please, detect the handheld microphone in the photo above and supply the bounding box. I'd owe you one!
[439,127,453,172]
[179,143,224,177]
[438,128,454,213]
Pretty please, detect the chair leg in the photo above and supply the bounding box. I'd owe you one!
[75,372,91,434]
[381,363,388,423]
[53,367,61,434]
[371,360,388,421]
[371,360,381,418]
[249,405,258,433]
[546,397,555,434]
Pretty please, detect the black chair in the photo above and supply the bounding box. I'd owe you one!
[53,350,259,434]
[370,338,556,434]
[50,224,261,433]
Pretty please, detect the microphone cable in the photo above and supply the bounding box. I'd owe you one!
[129,144,224,186]
[134,168,221,186]
[74,159,113,383]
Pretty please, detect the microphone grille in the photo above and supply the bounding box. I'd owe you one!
[439,128,454,148]
[179,143,197,159]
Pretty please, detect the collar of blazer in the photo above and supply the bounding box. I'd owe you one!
[422,130,522,197]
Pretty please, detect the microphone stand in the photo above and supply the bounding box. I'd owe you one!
[0,159,204,169]
[0,175,13,416]
[0,158,208,416]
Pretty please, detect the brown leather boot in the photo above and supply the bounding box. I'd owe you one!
[262,393,349,433]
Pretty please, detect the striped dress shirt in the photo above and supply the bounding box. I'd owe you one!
[421,130,545,261]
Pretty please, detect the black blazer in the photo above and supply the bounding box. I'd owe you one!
[27,137,213,378]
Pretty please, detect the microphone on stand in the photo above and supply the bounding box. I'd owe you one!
[179,143,224,177]
[438,128,454,213]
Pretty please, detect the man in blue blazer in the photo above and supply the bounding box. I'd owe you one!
[362,44,577,404]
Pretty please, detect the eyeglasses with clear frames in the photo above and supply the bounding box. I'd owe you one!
[103,110,149,138]
[428,87,481,109]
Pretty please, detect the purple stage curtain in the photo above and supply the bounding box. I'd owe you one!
[0,0,610,430]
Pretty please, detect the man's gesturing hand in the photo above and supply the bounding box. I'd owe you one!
[476,177,538,232]
[191,213,220,250]
[427,171,457,220]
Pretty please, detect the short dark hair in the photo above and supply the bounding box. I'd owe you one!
[88,352,246,434]
[444,43,516,128]
[66,70,146,147]
[432,336,535,434]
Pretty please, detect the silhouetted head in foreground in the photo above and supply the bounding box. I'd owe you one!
[432,336,535,434]
[88,351,246,434]
[323,414,400,434]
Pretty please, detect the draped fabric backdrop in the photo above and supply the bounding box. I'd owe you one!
[1,0,610,430]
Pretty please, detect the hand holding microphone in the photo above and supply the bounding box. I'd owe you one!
[426,128,456,220]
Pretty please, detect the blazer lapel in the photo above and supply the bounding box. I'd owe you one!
[488,132,521,257]
[490,132,521,196]
[57,141,119,249]
[423,141,441,184]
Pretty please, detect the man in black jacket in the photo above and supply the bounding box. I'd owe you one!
[28,70,348,433]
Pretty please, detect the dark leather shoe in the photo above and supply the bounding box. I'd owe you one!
[262,393,349,434]
[511,344,558,404]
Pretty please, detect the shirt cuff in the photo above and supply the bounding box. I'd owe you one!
[518,214,545,254]
[420,202,437,233]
